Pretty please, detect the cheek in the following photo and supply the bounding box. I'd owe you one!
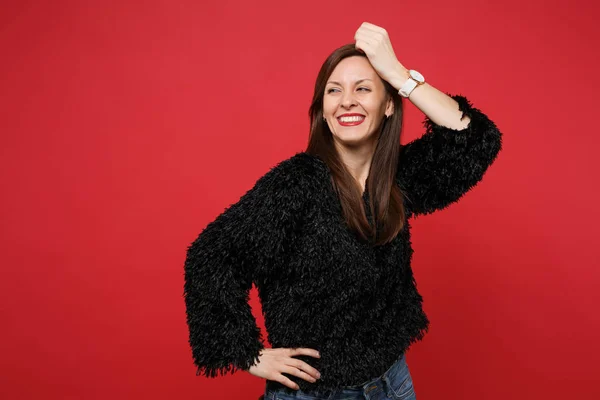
[323,105,335,118]
[363,99,382,112]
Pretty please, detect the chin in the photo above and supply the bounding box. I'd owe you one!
[336,137,370,149]
[335,131,375,144]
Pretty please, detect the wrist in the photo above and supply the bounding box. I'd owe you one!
[390,64,410,91]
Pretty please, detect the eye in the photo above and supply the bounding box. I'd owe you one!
[326,87,371,93]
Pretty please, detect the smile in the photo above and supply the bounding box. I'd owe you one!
[337,116,365,126]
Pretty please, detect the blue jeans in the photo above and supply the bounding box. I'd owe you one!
[263,353,416,400]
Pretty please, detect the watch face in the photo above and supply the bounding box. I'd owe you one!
[410,70,424,83]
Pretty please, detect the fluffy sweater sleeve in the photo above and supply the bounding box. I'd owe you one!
[183,158,306,378]
[397,93,503,216]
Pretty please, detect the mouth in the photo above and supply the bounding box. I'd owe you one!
[336,115,366,126]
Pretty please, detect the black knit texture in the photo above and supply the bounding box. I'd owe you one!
[183,93,503,392]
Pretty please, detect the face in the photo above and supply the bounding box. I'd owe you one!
[323,56,393,149]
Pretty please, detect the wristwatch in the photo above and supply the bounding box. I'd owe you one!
[398,69,425,98]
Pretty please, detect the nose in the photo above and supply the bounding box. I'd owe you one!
[340,91,357,109]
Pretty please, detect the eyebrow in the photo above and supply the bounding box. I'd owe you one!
[326,79,373,86]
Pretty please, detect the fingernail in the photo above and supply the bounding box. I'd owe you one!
[317,372,321,379]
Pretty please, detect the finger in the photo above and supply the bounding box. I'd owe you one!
[273,374,300,391]
[363,30,386,45]
[361,22,387,36]
[355,39,374,56]
[355,38,367,51]
[357,24,386,42]
[355,33,376,50]
[355,29,377,43]
[288,347,321,359]
[280,364,317,383]
[354,31,375,44]
[285,358,321,380]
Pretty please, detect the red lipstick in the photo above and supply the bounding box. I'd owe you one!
[337,113,365,126]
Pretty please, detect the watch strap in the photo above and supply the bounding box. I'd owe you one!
[399,78,418,98]
[399,69,425,98]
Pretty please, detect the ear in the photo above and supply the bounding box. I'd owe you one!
[385,97,394,117]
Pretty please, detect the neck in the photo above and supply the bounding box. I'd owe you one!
[334,142,376,192]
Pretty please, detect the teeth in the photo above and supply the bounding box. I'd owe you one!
[339,116,364,122]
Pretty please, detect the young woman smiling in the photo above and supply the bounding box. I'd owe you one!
[184,22,503,400]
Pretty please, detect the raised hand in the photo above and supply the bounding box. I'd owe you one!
[354,22,408,88]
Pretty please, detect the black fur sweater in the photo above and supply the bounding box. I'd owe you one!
[183,94,503,392]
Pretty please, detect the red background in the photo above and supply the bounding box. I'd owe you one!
[1,1,599,399]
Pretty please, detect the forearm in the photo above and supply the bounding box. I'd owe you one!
[389,65,471,130]
[395,83,503,216]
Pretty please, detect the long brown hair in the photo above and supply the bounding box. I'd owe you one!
[306,43,407,246]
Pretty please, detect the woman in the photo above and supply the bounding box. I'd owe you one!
[183,22,502,400]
